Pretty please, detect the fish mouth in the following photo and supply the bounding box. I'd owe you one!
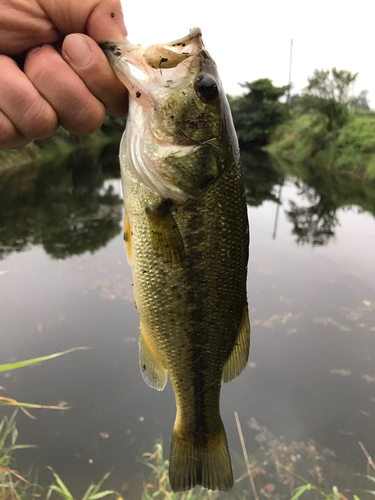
[101,27,202,67]
[101,28,204,104]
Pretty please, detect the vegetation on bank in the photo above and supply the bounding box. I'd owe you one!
[0,116,125,174]
[229,68,375,180]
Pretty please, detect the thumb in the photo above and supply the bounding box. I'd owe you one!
[85,0,128,43]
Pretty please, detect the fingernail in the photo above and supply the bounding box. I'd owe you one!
[25,45,42,58]
[63,34,93,67]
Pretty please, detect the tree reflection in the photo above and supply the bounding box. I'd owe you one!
[241,149,284,206]
[0,146,122,260]
[285,181,340,246]
[286,199,339,246]
[241,149,375,247]
[1,141,375,257]
[283,165,375,246]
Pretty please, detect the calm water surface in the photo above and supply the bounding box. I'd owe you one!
[0,149,375,498]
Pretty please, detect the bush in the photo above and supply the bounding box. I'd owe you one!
[337,115,375,178]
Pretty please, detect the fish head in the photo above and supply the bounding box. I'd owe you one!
[103,28,238,201]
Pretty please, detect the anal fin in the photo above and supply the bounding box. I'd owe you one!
[146,202,185,265]
[222,304,250,383]
[139,324,168,391]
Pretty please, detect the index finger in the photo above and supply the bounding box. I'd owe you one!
[0,0,128,55]
[38,0,128,43]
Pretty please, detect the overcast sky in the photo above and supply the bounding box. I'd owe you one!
[121,0,374,105]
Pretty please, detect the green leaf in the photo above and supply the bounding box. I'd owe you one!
[89,490,118,499]
[0,400,69,411]
[90,472,111,495]
[47,484,72,499]
[291,484,313,500]
[46,486,53,500]
[332,486,340,500]
[47,467,73,499]
[82,484,96,500]
[0,347,91,373]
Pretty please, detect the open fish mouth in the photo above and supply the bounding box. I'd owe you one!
[101,28,203,105]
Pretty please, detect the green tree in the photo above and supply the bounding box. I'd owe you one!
[229,79,289,149]
[348,89,371,111]
[299,68,358,131]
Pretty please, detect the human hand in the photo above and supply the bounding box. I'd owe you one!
[0,0,128,149]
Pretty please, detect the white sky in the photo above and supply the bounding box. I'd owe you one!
[121,0,374,106]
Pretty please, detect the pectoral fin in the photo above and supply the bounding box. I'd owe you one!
[222,304,250,383]
[123,212,132,265]
[139,325,168,391]
[146,202,185,265]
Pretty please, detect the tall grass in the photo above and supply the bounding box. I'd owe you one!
[0,411,41,499]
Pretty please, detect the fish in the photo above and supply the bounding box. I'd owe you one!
[102,28,250,492]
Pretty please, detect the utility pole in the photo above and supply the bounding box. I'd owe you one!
[272,184,283,240]
[287,38,293,106]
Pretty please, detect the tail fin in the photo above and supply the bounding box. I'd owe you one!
[169,421,233,492]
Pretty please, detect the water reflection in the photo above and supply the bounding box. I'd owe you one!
[1,145,375,262]
[1,144,375,496]
[0,146,122,260]
[240,149,375,246]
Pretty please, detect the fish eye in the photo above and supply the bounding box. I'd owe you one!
[195,76,218,101]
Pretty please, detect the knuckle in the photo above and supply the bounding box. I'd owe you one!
[25,52,54,87]
[64,97,106,135]
[0,112,29,149]
[22,97,58,140]
[0,112,13,143]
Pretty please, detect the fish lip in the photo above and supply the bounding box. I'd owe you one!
[100,27,203,61]
[100,28,202,54]
[100,41,141,55]
[161,27,202,47]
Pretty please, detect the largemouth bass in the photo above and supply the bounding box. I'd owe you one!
[103,28,250,492]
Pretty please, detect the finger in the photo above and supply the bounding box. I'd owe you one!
[62,34,128,118]
[85,0,128,43]
[25,44,106,135]
[1,0,126,56]
[0,110,30,150]
[0,1,62,55]
[37,0,128,43]
[0,55,59,140]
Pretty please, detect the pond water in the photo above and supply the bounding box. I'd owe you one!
[0,147,375,498]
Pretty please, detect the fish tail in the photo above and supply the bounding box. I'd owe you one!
[169,420,233,492]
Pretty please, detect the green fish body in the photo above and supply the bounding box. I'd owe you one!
[103,28,250,492]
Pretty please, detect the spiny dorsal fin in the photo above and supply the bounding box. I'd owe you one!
[145,202,185,265]
[139,324,168,391]
[222,304,250,383]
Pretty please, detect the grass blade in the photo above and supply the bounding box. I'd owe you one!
[47,467,73,499]
[0,347,91,373]
[89,491,119,499]
[90,472,111,495]
[291,484,313,500]
[47,484,72,499]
